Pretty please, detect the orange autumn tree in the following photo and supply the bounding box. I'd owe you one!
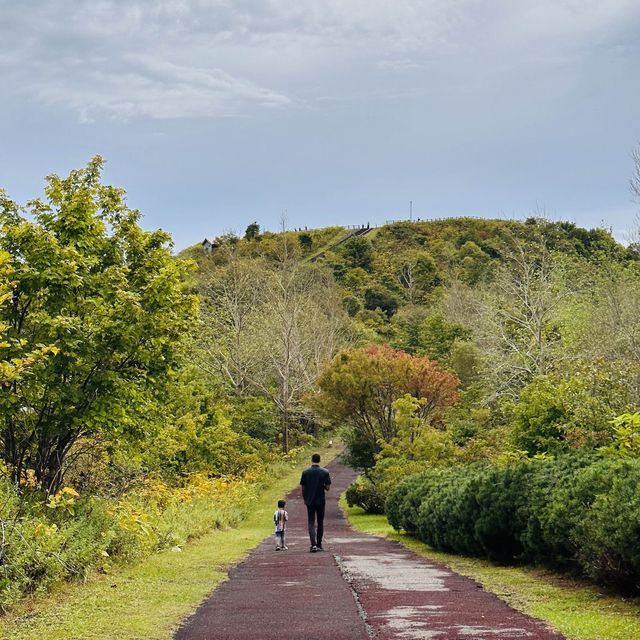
[312,345,459,468]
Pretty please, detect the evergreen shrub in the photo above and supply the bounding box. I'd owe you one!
[387,453,640,592]
[415,466,483,554]
[345,459,430,515]
[345,476,385,514]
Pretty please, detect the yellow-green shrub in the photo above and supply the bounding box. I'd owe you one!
[0,450,303,610]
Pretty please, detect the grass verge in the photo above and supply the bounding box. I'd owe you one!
[0,447,336,640]
[341,497,640,640]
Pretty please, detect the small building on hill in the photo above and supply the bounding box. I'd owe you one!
[202,237,219,253]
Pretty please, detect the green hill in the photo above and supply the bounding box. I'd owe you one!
[184,216,635,337]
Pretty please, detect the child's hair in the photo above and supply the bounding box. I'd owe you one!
[277,499,286,508]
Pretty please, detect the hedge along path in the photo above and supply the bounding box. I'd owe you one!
[344,503,640,640]
[176,459,564,640]
[0,447,337,640]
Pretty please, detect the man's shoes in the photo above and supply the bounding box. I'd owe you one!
[316,545,324,551]
[310,545,318,553]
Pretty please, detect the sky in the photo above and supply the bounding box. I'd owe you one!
[1,0,639,251]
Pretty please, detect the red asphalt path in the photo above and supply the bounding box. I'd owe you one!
[175,460,565,640]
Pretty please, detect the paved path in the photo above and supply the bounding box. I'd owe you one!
[175,460,564,640]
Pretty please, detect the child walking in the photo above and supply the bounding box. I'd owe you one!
[273,499,288,550]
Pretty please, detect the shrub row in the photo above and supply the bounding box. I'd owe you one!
[386,453,640,593]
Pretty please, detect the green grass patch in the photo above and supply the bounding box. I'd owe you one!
[341,497,640,640]
[0,448,336,640]
[302,228,351,263]
[363,226,380,241]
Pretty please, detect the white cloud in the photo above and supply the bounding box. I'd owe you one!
[21,54,291,121]
[1,0,639,121]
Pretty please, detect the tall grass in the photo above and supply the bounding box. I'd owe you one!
[0,448,308,610]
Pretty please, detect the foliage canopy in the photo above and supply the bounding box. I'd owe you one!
[0,157,197,495]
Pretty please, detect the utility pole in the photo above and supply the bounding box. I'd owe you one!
[409,200,413,221]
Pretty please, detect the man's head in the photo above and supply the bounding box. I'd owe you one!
[311,453,321,464]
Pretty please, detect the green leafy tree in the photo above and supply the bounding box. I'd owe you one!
[417,314,472,363]
[561,261,640,399]
[298,233,313,251]
[379,394,455,463]
[397,252,441,302]
[511,366,631,455]
[312,345,459,468]
[510,377,568,455]
[449,340,486,389]
[342,267,370,295]
[0,248,58,394]
[456,241,493,285]
[600,413,640,458]
[342,295,362,317]
[363,286,399,317]
[244,222,261,241]
[0,158,197,495]
[355,308,394,341]
[340,236,373,270]
[390,305,430,354]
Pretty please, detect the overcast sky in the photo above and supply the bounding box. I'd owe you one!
[1,1,639,250]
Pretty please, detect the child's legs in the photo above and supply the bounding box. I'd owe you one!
[275,532,284,547]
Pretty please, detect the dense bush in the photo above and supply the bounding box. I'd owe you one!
[345,476,385,514]
[388,453,640,592]
[386,467,458,536]
[577,460,640,590]
[0,449,306,610]
[416,465,484,555]
[345,457,430,514]
[510,371,632,454]
[518,451,598,565]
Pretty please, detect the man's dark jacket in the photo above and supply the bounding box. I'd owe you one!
[300,465,331,505]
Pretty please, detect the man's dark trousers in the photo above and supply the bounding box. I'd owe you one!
[307,503,325,548]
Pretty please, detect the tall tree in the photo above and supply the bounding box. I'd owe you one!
[397,251,440,303]
[244,222,260,241]
[199,255,350,452]
[253,262,348,452]
[480,233,566,395]
[0,158,197,495]
[198,257,265,395]
[312,345,459,468]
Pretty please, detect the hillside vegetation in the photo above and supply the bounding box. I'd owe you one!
[2,157,640,613]
[186,212,640,592]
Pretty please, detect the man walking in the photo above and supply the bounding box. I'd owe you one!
[300,453,331,552]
